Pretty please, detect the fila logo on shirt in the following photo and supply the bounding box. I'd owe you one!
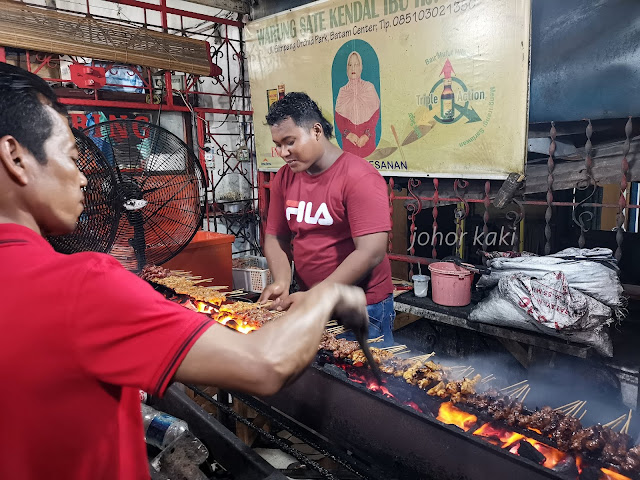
[285,200,334,226]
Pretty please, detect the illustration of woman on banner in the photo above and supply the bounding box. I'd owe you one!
[332,43,381,158]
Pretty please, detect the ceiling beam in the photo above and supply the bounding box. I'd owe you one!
[183,0,249,15]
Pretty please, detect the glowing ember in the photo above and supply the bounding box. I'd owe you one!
[437,402,477,431]
[520,438,566,469]
[216,314,257,334]
[196,302,213,314]
[474,423,524,447]
[600,468,632,480]
[473,423,567,469]
[344,370,394,398]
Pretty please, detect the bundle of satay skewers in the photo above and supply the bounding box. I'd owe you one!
[318,330,640,477]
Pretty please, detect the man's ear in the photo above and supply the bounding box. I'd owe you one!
[312,123,323,140]
[0,135,30,186]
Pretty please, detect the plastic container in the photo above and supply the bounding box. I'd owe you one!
[428,262,474,307]
[141,404,189,449]
[412,274,430,297]
[162,231,235,288]
[232,255,273,293]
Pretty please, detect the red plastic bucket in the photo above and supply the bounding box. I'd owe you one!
[428,262,474,307]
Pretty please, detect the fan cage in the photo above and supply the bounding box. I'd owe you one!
[82,119,206,271]
[47,128,120,255]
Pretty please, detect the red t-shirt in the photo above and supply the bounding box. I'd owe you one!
[266,151,393,305]
[0,223,213,480]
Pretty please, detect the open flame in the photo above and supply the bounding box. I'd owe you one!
[216,314,258,334]
[473,422,567,469]
[600,468,632,480]
[437,402,478,431]
[196,302,214,314]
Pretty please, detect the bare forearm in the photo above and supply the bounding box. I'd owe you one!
[175,286,335,395]
[255,283,338,386]
[264,234,292,285]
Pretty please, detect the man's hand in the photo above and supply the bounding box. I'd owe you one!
[331,284,369,335]
[258,281,290,310]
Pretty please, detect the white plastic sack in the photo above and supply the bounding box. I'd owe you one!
[497,272,612,331]
[469,288,613,357]
[477,248,623,311]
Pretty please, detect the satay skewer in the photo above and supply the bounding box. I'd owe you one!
[502,382,529,395]
[367,336,384,344]
[481,374,495,383]
[509,385,528,399]
[603,414,627,429]
[520,386,531,403]
[579,410,588,421]
[567,401,587,418]
[620,409,633,435]
[556,400,581,411]
[500,380,528,391]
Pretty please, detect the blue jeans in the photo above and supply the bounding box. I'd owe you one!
[337,294,396,348]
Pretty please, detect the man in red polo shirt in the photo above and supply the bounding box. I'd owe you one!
[0,63,368,479]
[258,93,395,346]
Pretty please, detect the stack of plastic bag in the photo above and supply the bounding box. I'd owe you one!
[469,248,625,357]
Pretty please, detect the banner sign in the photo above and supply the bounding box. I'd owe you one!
[246,0,531,178]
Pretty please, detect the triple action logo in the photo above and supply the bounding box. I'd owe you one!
[285,200,334,226]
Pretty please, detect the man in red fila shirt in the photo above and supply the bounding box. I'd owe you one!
[259,92,395,346]
[0,63,369,480]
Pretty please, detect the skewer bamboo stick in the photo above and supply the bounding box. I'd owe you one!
[482,377,496,384]
[520,386,531,403]
[509,385,528,399]
[500,380,528,391]
[566,401,586,417]
[367,336,384,343]
[502,382,529,395]
[620,409,633,435]
[579,410,588,421]
[408,353,435,363]
[449,365,468,370]
[481,374,495,383]
[555,400,581,411]
[381,345,407,352]
[603,414,627,429]
[564,401,581,416]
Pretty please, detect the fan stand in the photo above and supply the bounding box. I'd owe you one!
[118,180,148,273]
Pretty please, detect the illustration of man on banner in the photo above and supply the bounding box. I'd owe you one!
[333,44,381,158]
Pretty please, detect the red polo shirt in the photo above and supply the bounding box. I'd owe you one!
[0,223,212,480]
[266,152,393,305]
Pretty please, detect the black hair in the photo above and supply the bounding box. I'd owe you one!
[266,92,333,139]
[0,62,67,164]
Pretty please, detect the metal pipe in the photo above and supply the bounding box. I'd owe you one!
[57,97,252,115]
[388,253,438,265]
[104,0,243,27]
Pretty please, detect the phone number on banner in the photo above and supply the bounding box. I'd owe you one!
[381,0,480,31]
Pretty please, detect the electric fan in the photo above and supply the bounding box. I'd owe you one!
[47,128,120,254]
[82,119,206,272]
